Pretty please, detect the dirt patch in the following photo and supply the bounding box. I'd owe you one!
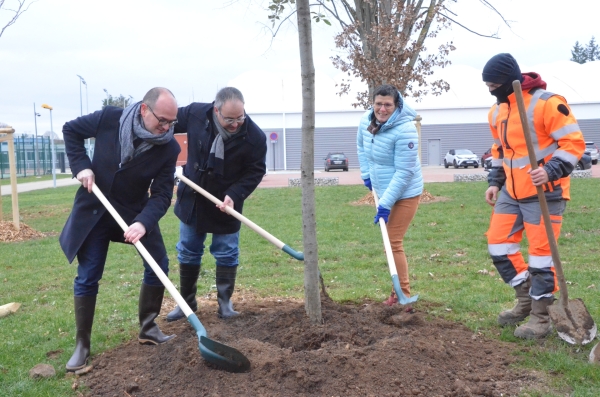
[0,221,45,242]
[78,296,551,397]
[351,189,449,206]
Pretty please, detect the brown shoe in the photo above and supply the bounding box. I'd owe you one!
[383,290,397,306]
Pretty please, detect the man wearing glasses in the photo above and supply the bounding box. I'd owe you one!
[60,87,181,371]
[167,87,267,322]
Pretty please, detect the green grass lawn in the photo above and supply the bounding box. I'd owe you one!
[1,179,600,396]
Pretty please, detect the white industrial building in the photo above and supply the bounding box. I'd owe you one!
[229,61,600,171]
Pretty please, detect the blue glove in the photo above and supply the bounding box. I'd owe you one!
[363,178,372,191]
[374,205,390,224]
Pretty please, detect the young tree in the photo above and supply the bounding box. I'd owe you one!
[268,0,509,108]
[570,41,587,64]
[296,0,322,324]
[0,0,35,39]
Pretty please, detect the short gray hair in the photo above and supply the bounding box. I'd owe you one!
[142,87,176,107]
[214,87,245,110]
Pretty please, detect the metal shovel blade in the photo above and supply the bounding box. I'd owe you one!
[391,274,418,305]
[186,313,251,372]
[200,336,251,373]
[548,299,597,345]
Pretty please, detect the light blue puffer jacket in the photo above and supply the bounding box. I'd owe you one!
[357,100,423,210]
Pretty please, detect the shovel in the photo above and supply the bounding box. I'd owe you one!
[91,183,251,371]
[512,80,597,345]
[371,190,418,305]
[176,172,304,260]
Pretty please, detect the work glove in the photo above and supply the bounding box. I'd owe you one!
[373,205,390,224]
[363,178,372,191]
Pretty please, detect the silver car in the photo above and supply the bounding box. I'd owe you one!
[585,142,598,165]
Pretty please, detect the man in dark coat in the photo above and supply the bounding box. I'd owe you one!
[166,87,266,322]
[60,87,181,372]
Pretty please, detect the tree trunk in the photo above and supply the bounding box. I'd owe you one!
[296,0,322,324]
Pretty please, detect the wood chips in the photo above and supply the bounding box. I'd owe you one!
[0,221,45,242]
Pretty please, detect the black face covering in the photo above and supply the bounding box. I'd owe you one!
[490,81,514,103]
[482,53,523,103]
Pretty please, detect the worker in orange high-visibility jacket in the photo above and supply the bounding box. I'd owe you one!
[482,53,585,340]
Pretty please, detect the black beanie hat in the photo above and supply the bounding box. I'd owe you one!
[482,53,523,84]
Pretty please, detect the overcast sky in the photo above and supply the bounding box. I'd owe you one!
[0,0,597,137]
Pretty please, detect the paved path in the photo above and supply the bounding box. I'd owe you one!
[2,166,599,195]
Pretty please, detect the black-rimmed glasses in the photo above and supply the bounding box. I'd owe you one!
[146,105,178,127]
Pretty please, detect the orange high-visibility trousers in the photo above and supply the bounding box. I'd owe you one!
[487,190,565,299]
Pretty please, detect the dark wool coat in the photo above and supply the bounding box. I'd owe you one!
[59,106,181,263]
[173,102,267,234]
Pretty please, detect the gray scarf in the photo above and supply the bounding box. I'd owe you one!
[207,110,237,176]
[119,102,174,165]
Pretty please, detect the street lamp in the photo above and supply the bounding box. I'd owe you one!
[77,75,91,158]
[33,103,41,176]
[41,104,56,188]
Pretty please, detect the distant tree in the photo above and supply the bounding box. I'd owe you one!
[102,94,133,109]
[586,36,600,62]
[570,41,587,64]
[570,36,599,63]
[0,0,35,39]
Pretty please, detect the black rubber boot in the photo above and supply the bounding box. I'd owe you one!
[66,295,96,372]
[166,264,200,322]
[216,266,240,319]
[138,283,176,345]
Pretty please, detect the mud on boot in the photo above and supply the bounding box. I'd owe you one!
[514,297,554,339]
[498,279,532,326]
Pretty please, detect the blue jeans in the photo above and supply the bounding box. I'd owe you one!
[176,218,239,268]
[74,212,168,296]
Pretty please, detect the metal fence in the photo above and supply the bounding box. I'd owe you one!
[0,135,68,179]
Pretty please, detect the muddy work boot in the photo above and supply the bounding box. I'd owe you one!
[514,297,554,339]
[498,279,532,326]
[216,266,240,319]
[66,295,97,372]
[138,283,176,345]
[166,264,200,322]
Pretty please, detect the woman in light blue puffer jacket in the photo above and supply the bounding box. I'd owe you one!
[357,84,423,307]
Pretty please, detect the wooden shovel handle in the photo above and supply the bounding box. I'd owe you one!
[512,80,569,306]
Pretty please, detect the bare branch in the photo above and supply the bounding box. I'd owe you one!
[438,12,500,38]
[0,0,36,39]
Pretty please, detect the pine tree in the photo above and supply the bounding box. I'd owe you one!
[570,41,587,64]
[586,36,600,61]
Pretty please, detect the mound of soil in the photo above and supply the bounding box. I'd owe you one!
[79,297,550,397]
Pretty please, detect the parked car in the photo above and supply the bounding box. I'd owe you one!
[324,152,348,171]
[444,149,479,169]
[576,153,592,170]
[483,156,492,171]
[585,142,598,165]
[481,148,492,167]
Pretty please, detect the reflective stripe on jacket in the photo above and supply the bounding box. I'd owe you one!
[487,88,585,201]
